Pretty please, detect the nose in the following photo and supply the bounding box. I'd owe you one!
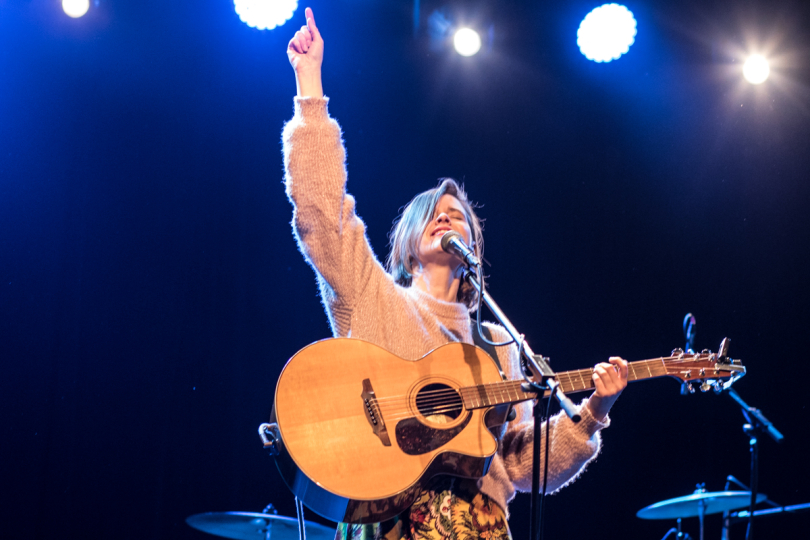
[435,212,450,224]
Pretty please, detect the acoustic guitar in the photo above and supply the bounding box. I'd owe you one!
[262,338,744,524]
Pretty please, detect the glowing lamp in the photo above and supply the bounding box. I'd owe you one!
[454,28,482,57]
[577,4,637,63]
[743,55,770,84]
[234,0,298,31]
[63,0,90,18]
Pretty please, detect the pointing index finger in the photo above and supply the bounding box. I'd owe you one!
[305,7,321,39]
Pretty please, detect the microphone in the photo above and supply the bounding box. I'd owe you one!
[441,231,480,268]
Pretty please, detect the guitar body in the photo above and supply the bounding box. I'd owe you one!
[272,338,510,524]
[269,336,745,524]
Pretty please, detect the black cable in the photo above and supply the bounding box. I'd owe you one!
[539,397,552,540]
[683,313,696,354]
[467,251,555,540]
[474,264,514,347]
[295,496,307,540]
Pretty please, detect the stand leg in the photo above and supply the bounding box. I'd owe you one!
[529,398,546,540]
[746,436,758,540]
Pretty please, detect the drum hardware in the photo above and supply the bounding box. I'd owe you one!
[637,484,767,540]
[678,313,786,540]
[658,518,691,540]
[185,508,334,540]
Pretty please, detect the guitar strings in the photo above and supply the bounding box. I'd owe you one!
[375,380,568,422]
[372,356,688,412]
[370,356,677,408]
[373,382,531,409]
[366,355,715,422]
[368,354,699,408]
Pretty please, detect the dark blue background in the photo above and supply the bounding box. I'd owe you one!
[2,1,808,538]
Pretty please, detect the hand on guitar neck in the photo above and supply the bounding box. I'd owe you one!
[585,357,629,422]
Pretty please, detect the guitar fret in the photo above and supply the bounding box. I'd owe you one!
[578,369,588,390]
[565,372,576,393]
[511,382,521,403]
[561,372,571,392]
[557,372,568,393]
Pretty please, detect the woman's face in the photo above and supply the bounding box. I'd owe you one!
[416,194,473,268]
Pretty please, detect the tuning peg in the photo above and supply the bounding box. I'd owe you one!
[713,380,726,394]
[715,338,730,364]
[681,382,695,395]
[671,348,684,357]
[700,380,713,392]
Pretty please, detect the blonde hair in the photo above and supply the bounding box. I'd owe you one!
[386,178,484,309]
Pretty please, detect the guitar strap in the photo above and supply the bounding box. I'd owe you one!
[472,323,505,377]
[472,323,517,424]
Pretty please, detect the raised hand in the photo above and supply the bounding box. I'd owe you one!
[287,7,324,98]
[586,356,628,421]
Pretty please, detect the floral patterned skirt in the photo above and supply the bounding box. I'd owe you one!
[334,477,511,540]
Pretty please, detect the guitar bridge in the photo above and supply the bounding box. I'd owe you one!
[361,378,391,446]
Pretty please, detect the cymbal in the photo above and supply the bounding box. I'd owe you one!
[637,491,767,520]
[186,512,335,540]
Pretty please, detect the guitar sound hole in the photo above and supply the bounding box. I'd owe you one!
[416,383,463,421]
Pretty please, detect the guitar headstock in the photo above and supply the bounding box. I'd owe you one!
[664,338,745,394]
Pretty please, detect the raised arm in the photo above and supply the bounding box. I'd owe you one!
[287,7,324,98]
[282,8,387,337]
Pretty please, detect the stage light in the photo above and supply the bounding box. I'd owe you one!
[743,55,770,84]
[62,0,90,18]
[234,0,298,31]
[577,4,637,63]
[453,28,482,57]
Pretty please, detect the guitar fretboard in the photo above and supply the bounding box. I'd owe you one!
[459,357,671,409]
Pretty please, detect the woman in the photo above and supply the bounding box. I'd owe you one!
[283,8,628,539]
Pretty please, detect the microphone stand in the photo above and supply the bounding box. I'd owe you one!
[463,268,580,421]
[463,268,580,540]
[725,388,784,540]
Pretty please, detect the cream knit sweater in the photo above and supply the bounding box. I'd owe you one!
[282,97,609,516]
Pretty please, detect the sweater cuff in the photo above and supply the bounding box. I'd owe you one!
[293,95,330,120]
[574,398,610,435]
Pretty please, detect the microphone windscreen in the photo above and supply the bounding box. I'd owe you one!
[440,230,462,251]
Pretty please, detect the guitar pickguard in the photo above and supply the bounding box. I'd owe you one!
[394,414,471,455]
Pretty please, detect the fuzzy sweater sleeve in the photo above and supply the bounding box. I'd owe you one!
[500,400,608,494]
[282,97,383,336]
[491,324,609,494]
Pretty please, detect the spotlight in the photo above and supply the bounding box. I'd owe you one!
[453,28,482,57]
[234,0,298,31]
[62,0,90,18]
[743,55,770,84]
[577,4,637,63]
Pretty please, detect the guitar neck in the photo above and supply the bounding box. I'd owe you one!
[459,357,671,410]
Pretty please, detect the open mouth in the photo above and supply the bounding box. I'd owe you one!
[431,227,451,237]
